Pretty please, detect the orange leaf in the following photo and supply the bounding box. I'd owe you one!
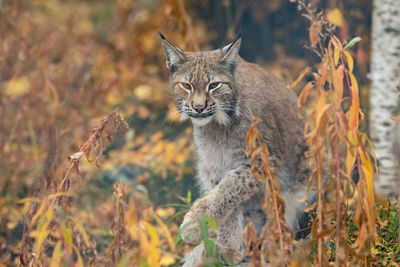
[332,65,344,105]
[348,72,360,129]
[359,149,375,206]
[290,67,311,89]
[391,115,400,121]
[345,130,357,176]
[297,82,314,116]
[309,23,321,47]
[331,35,343,50]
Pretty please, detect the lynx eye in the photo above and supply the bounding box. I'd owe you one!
[179,82,192,91]
[208,82,221,91]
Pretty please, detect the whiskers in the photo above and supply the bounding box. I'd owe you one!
[216,104,236,114]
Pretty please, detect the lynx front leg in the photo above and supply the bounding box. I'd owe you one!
[215,209,246,264]
[180,166,262,244]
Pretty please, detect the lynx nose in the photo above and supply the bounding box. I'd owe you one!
[192,101,207,114]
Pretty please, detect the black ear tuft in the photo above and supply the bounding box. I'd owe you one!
[159,32,166,40]
[160,34,186,74]
[220,35,242,74]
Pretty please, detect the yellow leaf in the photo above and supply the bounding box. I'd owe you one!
[155,207,174,218]
[334,47,340,66]
[345,130,357,176]
[18,197,41,214]
[34,207,53,259]
[6,77,30,96]
[153,212,176,252]
[327,8,344,27]
[73,245,84,267]
[50,241,62,267]
[363,134,379,176]
[48,192,73,199]
[67,216,90,247]
[106,91,123,106]
[142,221,159,246]
[359,149,375,205]
[31,201,47,228]
[343,50,354,73]
[61,223,73,253]
[18,197,41,204]
[134,84,152,101]
[138,230,160,267]
[160,254,175,266]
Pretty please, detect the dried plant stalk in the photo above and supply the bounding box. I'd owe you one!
[246,119,294,266]
[19,109,129,266]
[292,0,378,266]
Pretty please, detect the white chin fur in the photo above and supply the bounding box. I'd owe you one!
[190,111,232,127]
[190,116,213,126]
[180,113,189,121]
[214,110,231,126]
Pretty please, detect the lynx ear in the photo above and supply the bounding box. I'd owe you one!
[220,35,241,74]
[159,33,186,74]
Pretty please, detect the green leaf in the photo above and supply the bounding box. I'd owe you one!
[165,203,190,208]
[205,239,216,258]
[198,215,218,259]
[221,254,233,267]
[17,197,41,204]
[198,215,209,242]
[344,37,361,50]
[167,209,189,223]
[203,215,217,232]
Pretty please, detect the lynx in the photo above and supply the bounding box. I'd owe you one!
[160,34,313,266]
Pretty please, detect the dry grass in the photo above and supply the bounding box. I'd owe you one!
[0,0,398,266]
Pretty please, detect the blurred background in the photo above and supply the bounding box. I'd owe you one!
[0,0,372,265]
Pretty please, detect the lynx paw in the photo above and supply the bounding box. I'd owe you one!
[180,210,202,244]
[180,196,215,244]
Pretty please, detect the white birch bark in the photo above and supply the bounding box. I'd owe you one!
[369,0,400,197]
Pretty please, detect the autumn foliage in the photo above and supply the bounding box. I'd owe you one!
[1,0,399,267]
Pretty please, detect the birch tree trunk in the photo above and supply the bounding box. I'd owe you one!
[369,0,400,197]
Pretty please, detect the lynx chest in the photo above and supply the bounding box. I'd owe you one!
[193,126,246,193]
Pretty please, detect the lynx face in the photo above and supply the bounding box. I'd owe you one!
[161,34,241,126]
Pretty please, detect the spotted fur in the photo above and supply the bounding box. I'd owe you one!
[161,35,313,265]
